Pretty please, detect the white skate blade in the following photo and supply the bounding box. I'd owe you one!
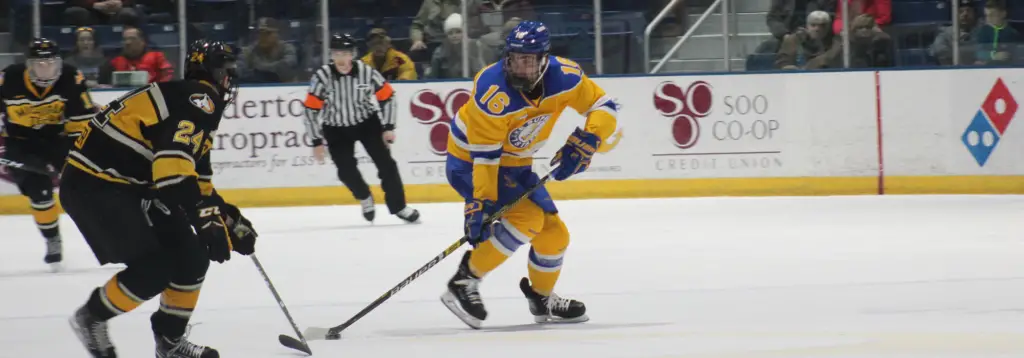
[441,291,482,329]
[48,262,64,273]
[534,313,589,324]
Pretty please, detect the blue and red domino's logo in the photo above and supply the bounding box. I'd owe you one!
[961,78,1017,167]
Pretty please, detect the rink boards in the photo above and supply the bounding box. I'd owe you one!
[1,67,1022,213]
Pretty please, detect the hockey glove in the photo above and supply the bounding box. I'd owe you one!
[550,128,601,181]
[464,199,496,246]
[193,203,233,263]
[220,202,257,255]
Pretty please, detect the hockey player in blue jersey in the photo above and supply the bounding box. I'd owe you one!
[439,21,619,328]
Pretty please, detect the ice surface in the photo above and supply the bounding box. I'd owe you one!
[2,195,1024,357]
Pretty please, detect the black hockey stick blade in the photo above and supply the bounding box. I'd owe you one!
[278,334,313,354]
[250,255,313,355]
[280,168,557,348]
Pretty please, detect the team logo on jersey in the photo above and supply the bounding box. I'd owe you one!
[189,93,215,114]
[509,114,551,149]
[7,100,66,128]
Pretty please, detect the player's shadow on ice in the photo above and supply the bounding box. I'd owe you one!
[374,322,672,338]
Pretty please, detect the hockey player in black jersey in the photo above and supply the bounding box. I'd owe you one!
[0,37,97,270]
[62,40,257,358]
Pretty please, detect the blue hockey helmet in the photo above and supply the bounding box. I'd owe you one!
[504,21,550,91]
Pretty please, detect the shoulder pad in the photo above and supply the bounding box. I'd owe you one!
[471,64,522,117]
[544,56,585,93]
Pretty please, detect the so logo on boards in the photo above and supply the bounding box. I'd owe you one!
[653,81,713,149]
[651,80,782,172]
[410,88,471,156]
[961,78,1017,167]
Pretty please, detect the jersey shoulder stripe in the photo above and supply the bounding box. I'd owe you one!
[541,56,585,99]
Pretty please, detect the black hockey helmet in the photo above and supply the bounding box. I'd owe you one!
[329,33,357,51]
[185,39,238,104]
[328,33,359,65]
[26,37,62,87]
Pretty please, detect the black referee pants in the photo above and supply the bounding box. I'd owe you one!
[323,118,408,214]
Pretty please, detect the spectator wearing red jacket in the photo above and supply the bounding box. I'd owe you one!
[833,0,891,35]
[99,26,174,85]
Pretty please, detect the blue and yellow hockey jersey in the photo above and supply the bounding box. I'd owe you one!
[447,56,618,202]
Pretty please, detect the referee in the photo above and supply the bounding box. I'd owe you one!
[303,33,420,223]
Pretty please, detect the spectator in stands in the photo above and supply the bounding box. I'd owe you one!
[930,0,981,65]
[848,14,893,67]
[240,17,299,83]
[427,13,485,79]
[833,0,890,35]
[973,0,1020,65]
[64,27,107,86]
[648,0,689,37]
[361,28,418,81]
[98,26,173,85]
[64,0,140,27]
[477,17,522,64]
[476,0,535,34]
[410,0,487,54]
[776,10,842,69]
[758,0,833,54]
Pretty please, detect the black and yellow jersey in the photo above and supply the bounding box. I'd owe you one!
[63,79,225,209]
[0,63,97,140]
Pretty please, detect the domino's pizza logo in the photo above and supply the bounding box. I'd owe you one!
[961,78,1017,167]
[410,88,471,155]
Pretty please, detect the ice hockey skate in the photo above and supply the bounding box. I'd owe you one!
[441,250,487,329]
[155,333,219,358]
[519,277,589,324]
[360,196,375,222]
[69,306,116,358]
[44,235,63,272]
[395,206,420,223]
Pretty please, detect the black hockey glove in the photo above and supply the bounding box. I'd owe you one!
[220,202,257,255]
[193,202,233,263]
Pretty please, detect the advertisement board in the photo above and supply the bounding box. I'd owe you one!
[1,67,1021,213]
[881,69,1024,175]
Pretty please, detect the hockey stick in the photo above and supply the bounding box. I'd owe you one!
[250,255,313,356]
[0,156,56,177]
[278,168,558,351]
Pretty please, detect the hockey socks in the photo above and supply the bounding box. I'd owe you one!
[526,247,563,296]
[87,275,146,321]
[153,280,204,338]
[30,197,60,238]
[467,240,510,277]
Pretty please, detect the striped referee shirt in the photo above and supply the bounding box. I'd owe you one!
[303,60,397,145]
